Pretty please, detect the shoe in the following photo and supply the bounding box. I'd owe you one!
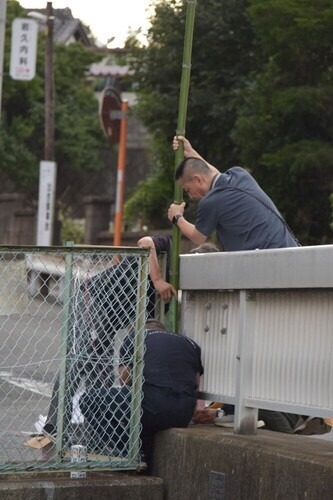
[41,424,57,443]
[294,417,331,436]
[214,415,235,427]
[294,416,313,433]
[34,414,47,434]
[136,452,148,473]
[214,415,265,429]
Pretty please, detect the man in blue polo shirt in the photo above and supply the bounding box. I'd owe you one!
[167,136,299,251]
[167,137,304,434]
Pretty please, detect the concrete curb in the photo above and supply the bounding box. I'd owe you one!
[0,471,163,500]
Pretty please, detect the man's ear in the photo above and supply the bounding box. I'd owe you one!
[192,173,203,185]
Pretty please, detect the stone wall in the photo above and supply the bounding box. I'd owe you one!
[0,194,36,246]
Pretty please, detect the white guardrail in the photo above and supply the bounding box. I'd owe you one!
[180,245,333,434]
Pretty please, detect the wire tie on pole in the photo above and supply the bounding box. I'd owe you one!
[182,63,192,69]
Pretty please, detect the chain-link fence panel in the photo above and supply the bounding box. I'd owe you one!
[0,245,152,474]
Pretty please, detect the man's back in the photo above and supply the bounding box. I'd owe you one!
[197,167,299,251]
[143,329,203,394]
[120,327,203,395]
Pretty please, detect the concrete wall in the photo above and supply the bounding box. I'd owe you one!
[0,194,36,245]
[152,426,333,500]
[0,472,163,499]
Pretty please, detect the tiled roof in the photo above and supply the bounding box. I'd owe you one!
[25,7,93,46]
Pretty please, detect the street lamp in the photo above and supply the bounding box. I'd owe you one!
[29,2,56,246]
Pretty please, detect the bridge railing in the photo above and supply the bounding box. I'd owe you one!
[180,245,333,434]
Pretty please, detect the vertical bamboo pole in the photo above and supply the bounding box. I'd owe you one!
[169,0,197,332]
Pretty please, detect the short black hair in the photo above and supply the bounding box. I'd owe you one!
[145,319,166,331]
[189,242,220,254]
[175,157,210,181]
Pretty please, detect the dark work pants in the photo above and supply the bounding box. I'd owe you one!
[258,409,300,433]
[80,384,197,469]
[222,404,300,434]
[80,386,131,454]
[140,385,197,468]
[45,355,114,435]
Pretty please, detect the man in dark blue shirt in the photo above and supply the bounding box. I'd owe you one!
[81,319,203,471]
[168,136,299,251]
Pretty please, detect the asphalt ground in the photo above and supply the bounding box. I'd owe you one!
[0,298,62,467]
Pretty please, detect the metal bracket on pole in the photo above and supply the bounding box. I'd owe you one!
[110,110,127,120]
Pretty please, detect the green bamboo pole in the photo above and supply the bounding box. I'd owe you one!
[169,0,197,332]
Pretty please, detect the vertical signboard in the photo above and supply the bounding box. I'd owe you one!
[37,161,57,246]
[10,18,38,81]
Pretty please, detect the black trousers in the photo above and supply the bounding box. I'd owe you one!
[140,385,196,467]
[80,384,197,468]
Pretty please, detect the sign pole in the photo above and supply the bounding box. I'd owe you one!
[98,86,126,246]
[113,100,128,246]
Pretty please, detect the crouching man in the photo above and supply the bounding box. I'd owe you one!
[80,319,203,472]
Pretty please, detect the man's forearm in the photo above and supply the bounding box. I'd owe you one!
[176,217,206,245]
[137,236,161,284]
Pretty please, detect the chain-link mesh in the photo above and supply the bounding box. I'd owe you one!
[0,246,153,473]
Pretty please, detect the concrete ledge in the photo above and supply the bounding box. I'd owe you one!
[152,425,333,500]
[0,472,163,500]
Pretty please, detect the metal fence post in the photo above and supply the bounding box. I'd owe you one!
[55,244,73,455]
[234,290,258,434]
[128,253,149,463]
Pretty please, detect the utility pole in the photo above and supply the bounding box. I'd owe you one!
[34,1,57,246]
[0,0,7,124]
[44,1,54,161]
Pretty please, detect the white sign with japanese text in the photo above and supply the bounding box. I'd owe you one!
[10,18,38,81]
[37,161,57,246]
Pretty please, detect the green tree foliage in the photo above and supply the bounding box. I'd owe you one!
[126,0,332,244]
[233,0,333,244]
[125,0,259,228]
[1,1,107,198]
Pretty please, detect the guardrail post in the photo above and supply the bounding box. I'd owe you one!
[234,290,258,434]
